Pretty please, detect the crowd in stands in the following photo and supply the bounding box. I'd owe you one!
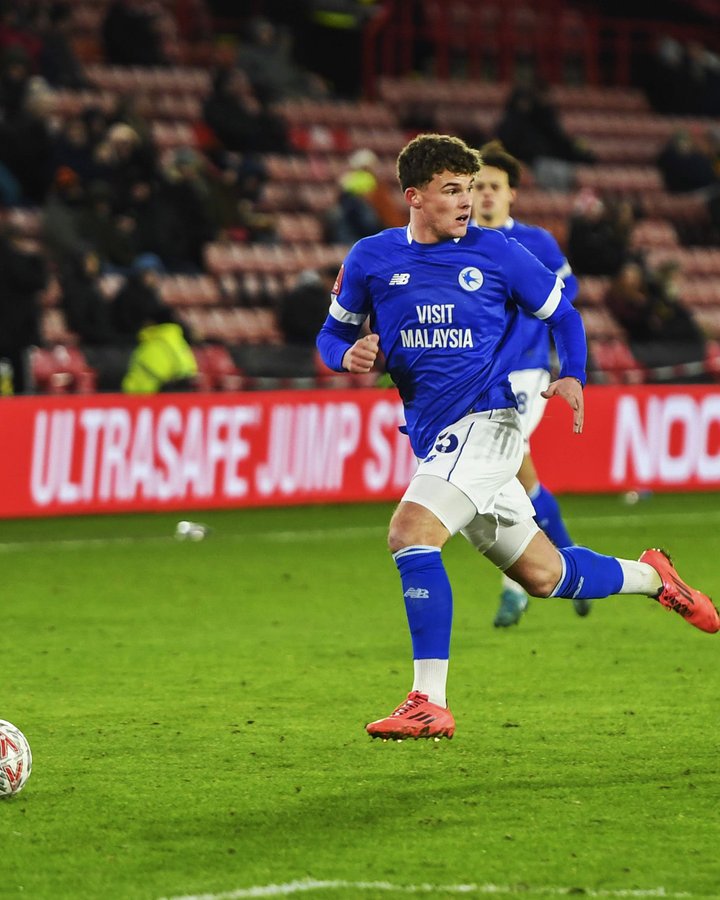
[0,0,717,395]
[644,35,720,118]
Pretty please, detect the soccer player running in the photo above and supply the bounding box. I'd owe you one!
[472,139,588,627]
[316,133,719,743]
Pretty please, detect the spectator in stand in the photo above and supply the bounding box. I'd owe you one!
[128,147,217,273]
[0,47,56,203]
[644,36,720,117]
[0,7,42,74]
[566,188,634,277]
[656,128,719,195]
[298,0,380,99]
[324,181,382,244]
[236,15,329,105]
[51,115,103,184]
[496,78,595,189]
[0,225,48,394]
[75,179,137,273]
[82,105,112,154]
[338,148,407,228]
[101,0,168,67]
[278,265,336,346]
[110,92,156,152]
[202,67,289,155]
[643,36,690,116]
[58,246,119,346]
[604,256,706,377]
[0,43,32,121]
[4,74,57,203]
[42,164,87,264]
[93,122,158,215]
[37,1,90,89]
[204,150,277,243]
[121,319,197,393]
[110,252,175,344]
[324,149,400,244]
[116,255,197,394]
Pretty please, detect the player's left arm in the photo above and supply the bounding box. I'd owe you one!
[541,301,586,433]
[506,239,586,433]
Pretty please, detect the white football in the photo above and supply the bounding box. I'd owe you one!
[0,719,32,797]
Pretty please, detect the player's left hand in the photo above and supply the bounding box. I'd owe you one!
[541,376,584,434]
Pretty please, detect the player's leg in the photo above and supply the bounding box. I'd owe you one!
[519,454,573,548]
[500,368,588,623]
[493,527,719,634]
[367,410,525,740]
[493,369,547,626]
[366,486,471,741]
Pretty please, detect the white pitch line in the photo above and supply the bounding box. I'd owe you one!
[0,507,719,554]
[0,526,386,554]
[158,878,694,900]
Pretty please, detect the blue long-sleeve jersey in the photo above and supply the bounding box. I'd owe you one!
[478,217,578,372]
[317,224,586,457]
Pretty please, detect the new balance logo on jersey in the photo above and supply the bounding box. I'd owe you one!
[389,273,411,285]
[404,587,429,599]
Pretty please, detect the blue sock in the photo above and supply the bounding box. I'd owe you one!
[553,547,624,600]
[530,483,573,548]
[394,546,452,659]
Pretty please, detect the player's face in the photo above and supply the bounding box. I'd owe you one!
[473,165,515,227]
[406,170,474,243]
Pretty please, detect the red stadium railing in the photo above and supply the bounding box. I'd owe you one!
[361,0,720,97]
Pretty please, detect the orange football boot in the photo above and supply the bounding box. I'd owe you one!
[640,548,720,634]
[366,691,455,741]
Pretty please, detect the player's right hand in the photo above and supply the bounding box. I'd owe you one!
[342,334,380,373]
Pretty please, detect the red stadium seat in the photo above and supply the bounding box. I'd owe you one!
[31,346,96,394]
[193,344,245,391]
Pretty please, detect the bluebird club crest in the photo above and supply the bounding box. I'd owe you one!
[458,267,483,291]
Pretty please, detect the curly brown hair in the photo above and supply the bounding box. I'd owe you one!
[396,133,481,191]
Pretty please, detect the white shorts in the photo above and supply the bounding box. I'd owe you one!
[509,368,550,448]
[401,409,537,565]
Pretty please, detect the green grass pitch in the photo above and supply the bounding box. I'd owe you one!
[2,492,720,900]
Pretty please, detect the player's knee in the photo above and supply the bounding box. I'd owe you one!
[520,567,559,598]
[387,502,449,554]
[507,543,563,598]
[387,519,413,554]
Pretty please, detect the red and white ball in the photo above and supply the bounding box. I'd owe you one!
[0,719,32,797]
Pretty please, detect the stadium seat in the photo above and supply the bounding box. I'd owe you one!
[580,307,624,340]
[692,307,720,339]
[31,346,96,394]
[231,343,317,386]
[576,276,611,307]
[630,219,679,251]
[704,340,720,380]
[192,344,245,391]
[588,337,646,384]
[680,280,720,308]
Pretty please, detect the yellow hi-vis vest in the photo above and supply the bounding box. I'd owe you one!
[122,322,198,394]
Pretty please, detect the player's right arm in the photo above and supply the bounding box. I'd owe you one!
[316,254,376,372]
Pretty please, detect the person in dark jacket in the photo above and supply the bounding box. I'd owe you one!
[202,67,289,155]
[110,253,173,344]
[0,228,48,393]
[58,246,119,346]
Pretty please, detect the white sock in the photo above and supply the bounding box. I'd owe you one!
[502,573,526,594]
[412,659,448,707]
[618,559,662,596]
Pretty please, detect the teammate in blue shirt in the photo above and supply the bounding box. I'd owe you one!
[472,139,588,627]
[317,133,719,742]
